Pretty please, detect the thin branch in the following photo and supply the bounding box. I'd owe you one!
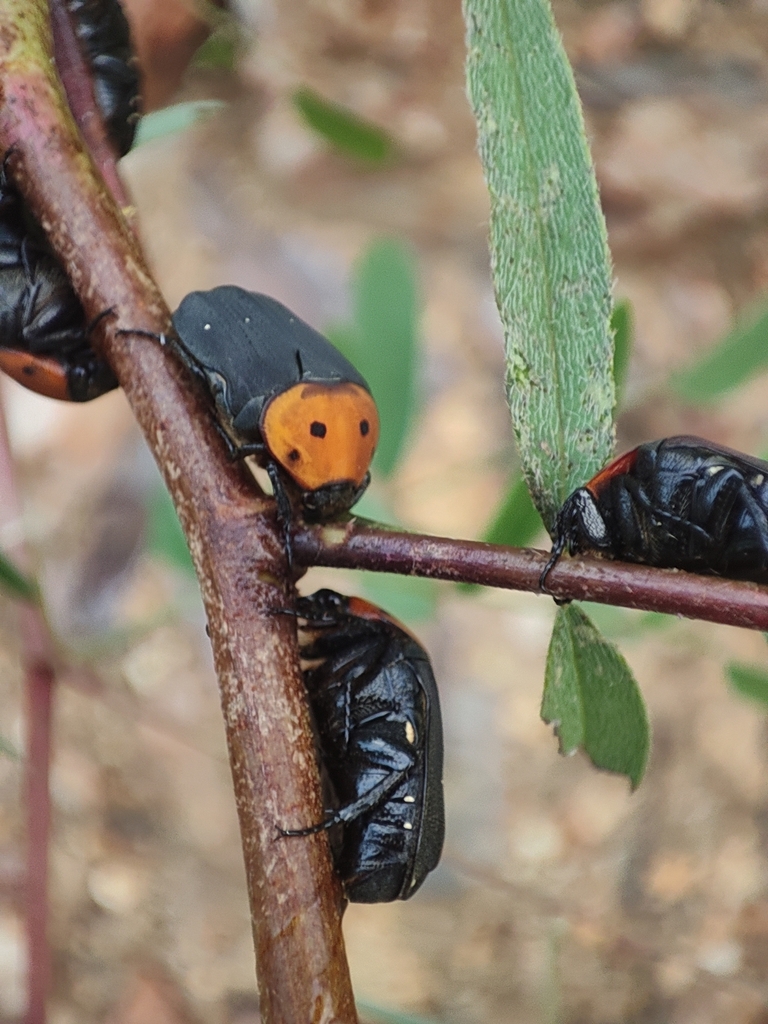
[0,4,357,1022]
[294,519,768,632]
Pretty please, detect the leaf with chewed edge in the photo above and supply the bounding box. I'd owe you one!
[542,604,649,788]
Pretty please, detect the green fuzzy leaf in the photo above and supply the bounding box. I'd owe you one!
[542,604,649,788]
[671,302,768,403]
[0,553,38,603]
[293,88,393,165]
[464,0,615,531]
[727,662,768,707]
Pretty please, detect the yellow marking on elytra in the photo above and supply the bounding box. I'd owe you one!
[405,721,416,744]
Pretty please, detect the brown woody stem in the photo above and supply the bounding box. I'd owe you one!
[0,3,356,1021]
[294,519,768,632]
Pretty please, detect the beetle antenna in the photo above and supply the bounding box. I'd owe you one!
[295,350,304,377]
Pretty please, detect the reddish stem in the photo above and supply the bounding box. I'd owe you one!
[294,519,768,631]
[48,0,133,215]
[23,649,54,1024]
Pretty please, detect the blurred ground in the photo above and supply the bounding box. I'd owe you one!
[3,0,768,1021]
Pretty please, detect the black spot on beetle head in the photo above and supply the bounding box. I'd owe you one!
[288,449,301,462]
[360,420,370,436]
[310,421,327,438]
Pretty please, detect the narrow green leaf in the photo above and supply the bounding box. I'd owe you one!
[542,604,649,788]
[147,486,195,576]
[671,302,768,403]
[726,662,768,707]
[293,88,393,165]
[611,299,632,405]
[483,472,544,547]
[464,0,615,530]
[132,101,226,148]
[338,240,419,476]
[0,553,38,603]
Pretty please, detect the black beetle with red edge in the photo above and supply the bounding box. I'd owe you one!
[0,167,118,403]
[280,589,445,903]
[540,436,768,589]
[0,0,140,402]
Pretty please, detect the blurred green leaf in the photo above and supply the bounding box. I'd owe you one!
[671,302,768,403]
[330,239,419,476]
[293,87,393,165]
[465,0,615,532]
[542,604,649,788]
[0,734,19,760]
[358,571,438,623]
[147,486,195,576]
[727,662,768,707]
[0,553,38,603]
[358,1001,441,1024]
[133,101,226,147]
[611,299,632,405]
[192,20,241,71]
[483,472,544,547]
[581,602,673,640]
[350,490,437,620]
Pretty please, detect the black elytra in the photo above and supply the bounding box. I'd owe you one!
[281,589,445,903]
[168,286,380,523]
[0,165,118,402]
[540,436,768,588]
[0,0,141,402]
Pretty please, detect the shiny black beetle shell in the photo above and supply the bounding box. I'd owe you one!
[284,589,445,903]
[0,171,118,402]
[0,0,140,401]
[541,436,768,587]
[170,286,376,521]
[67,0,142,158]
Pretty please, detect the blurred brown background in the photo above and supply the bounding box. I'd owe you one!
[3,0,768,1021]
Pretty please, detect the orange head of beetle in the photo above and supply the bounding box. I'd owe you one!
[260,380,380,520]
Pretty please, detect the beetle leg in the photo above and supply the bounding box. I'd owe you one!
[266,460,295,571]
[278,765,412,837]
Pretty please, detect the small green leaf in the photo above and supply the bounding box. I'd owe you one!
[132,101,226,147]
[147,486,195,575]
[611,299,632,405]
[293,88,393,165]
[671,302,768,403]
[483,472,544,547]
[0,553,38,603]
[726,662,768,707]
[465,0,615,531]
[542,604,649,788]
